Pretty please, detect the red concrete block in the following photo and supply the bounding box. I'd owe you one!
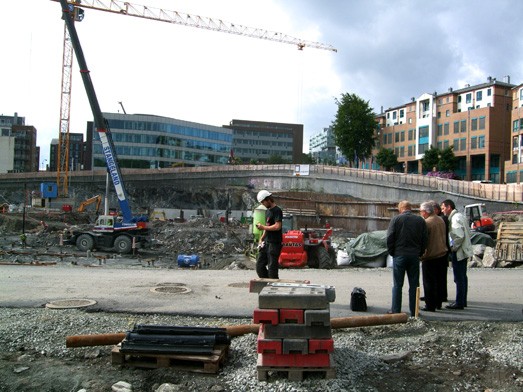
[253,308,279,325]
[257,323,282,354]
[279,309,304,324]
[258,353,331,367]
[309,339,334,353]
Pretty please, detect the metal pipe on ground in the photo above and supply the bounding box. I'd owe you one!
[65,313,408,348]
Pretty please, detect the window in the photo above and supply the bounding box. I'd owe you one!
[395,132,400,143]
[513,120,519,132]
[437,112,441,118]
[458,96,462,103]
[437,124,443,136]
[487,88,491,96]
[466,93,472,104]
[419,126,429,139]
[393,112,397,120]
[513,136,519,149]
[454,121,459,134]
[446,109,450,117]
[400,131,405,142]
[443,140,449,149]
[437,141,443,150]
[408,129,414,140]
[454,139,460,151]
[460,120,467,133]
[478,136,485,148]
[479,116,486,130]
[400,146,404,157]
[400,109,404,118]
[476,91,483,101]
[387,113,390,119]
[471,136,477,149]
[471,118,478,131]
[444,123,449,135]
[460,138,466,151]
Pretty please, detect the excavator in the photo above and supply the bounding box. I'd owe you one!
[77,195,102,214]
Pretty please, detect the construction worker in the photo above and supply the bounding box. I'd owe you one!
[255,190,283,279]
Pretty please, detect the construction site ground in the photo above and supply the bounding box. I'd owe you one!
[0,211,522,391]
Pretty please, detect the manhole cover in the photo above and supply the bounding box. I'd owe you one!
[228,282,250,288]
[151,286,191,294]
[46,299,97,309]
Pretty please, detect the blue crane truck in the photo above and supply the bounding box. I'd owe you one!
[59,0,149,253]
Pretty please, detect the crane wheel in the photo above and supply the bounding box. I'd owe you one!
[114,235,132,254]
[76,234,94,252]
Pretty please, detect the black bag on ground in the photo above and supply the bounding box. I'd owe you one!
[350,287,367,311]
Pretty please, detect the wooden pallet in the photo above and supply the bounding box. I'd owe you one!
[111,344,228,373]
[256,356,335,381]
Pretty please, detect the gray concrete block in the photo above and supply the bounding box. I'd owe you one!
[282,338,308,354]
[264,324,332,339]
[249,278,311,294]
[270,283,336,302]
[258,286,329,310]
[304,309,331,326]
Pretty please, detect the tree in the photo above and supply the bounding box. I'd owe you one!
[301,153,316,164]
[267,154,290,164]
[332,93,376,167]
[439,146,457,172]
[421,145,440,172]
[376,148,398,171]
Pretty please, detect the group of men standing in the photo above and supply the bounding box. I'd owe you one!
[253,189,474,317]
[387,199,473,316]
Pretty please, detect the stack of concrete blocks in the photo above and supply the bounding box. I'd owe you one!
[254,283,336,381]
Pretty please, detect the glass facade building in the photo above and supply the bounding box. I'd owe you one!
[91,113,233,169]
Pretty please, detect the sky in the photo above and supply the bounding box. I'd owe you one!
[1,0,522,168]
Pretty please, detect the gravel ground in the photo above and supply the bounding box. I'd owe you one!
[0,308,522,392]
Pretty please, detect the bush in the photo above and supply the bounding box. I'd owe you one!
[426,171,460,180]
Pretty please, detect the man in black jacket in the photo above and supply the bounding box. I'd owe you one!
[387,200,428,316]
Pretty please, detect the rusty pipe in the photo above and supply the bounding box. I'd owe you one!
[65,313,408,348]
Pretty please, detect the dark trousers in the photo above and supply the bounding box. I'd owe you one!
[422,255,447,310]
[391,255,419,316]
[256,242,282,279]
[451,252,468,307]
[436,254,449,302]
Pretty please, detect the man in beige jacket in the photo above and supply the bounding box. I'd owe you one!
[419,201,448,312]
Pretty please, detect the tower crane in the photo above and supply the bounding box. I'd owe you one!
[54,0,337,196]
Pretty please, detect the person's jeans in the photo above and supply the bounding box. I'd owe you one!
[451,252,468,307]
[256,242,282,279]
[392,255,420,316]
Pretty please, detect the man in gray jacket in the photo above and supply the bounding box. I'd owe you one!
[441,199,473,310]
[387,200,428,316]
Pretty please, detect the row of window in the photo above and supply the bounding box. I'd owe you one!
[107,119,232,143]
[93,143,229,158]
[234,139,292,147]
[234,130,293,139]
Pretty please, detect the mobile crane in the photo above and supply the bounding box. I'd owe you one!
[59,0,149,253]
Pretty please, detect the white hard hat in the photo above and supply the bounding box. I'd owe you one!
[257,190,272,203]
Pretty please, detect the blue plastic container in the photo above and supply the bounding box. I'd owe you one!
[177,254,200,267]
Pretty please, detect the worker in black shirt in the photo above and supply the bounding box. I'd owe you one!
[255,190,283,279]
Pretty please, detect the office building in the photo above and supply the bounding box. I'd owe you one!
[309,126,346,164]
[49,132,88,172]
[225,119,303,163]
[90,113,233,169]
[0,113,39,173]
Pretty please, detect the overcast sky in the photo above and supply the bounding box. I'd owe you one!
[1,0,522,168]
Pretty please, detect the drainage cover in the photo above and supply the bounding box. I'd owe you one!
[228,282,250,288]
[151,286,191,294]
[46,299,97,309]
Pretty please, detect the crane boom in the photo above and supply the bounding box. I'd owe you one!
[57,0,337,52]
[59,0,134,223]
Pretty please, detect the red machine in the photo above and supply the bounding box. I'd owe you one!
[278,227,336,269]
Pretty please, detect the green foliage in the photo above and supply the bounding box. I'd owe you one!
[332,93,376,166]
[439,146,457,171]
[421,145,440,172]
[301,153,316,164]
[376,148,398,171]
[267,154,290,164]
